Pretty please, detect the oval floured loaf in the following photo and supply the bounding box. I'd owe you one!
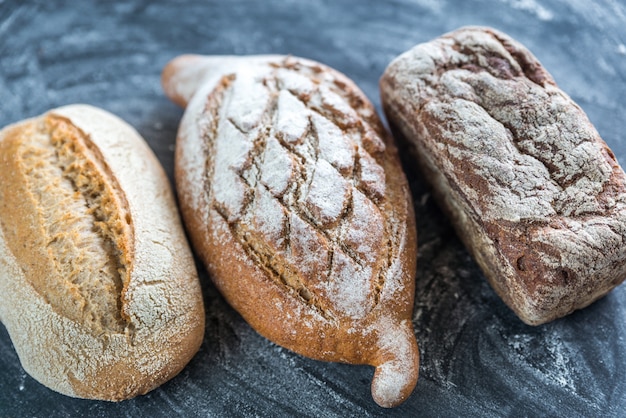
[0,104,205,400]
[163,54,419,407]
[381,26,626,325]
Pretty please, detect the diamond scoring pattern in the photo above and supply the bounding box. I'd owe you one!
[205,59,390,320]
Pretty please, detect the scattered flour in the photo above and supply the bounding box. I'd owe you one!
[502,0,554,21]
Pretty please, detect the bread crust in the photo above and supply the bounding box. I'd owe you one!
[381,26,626,325]
[0,105,205,400]
[163,54,418,407]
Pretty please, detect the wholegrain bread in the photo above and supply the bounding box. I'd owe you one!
[380,26,626,325]
[0,105,205,400]
[163,54,419,407]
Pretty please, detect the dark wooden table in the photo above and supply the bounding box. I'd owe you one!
[1,1,625,416]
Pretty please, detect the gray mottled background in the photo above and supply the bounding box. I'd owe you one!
[1,0,626,416]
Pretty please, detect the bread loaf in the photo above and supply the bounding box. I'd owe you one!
[0,105,205,400]
[380,26,626,325]
[162,54,419,407]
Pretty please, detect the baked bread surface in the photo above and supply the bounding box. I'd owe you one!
[381,26,626,325]
[163,54,419,407]
[0,104,205,400]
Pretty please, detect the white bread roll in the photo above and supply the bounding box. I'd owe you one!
[0,104,205,400]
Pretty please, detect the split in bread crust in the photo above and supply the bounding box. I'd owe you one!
[0,115,132,335]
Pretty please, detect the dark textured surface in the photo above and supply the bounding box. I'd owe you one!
[1,0,625,416]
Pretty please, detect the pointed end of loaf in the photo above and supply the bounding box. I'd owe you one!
[370,321,419,408]
[162,54,291,108]
[161,54,215,108]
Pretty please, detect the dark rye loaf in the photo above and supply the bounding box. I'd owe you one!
[381,26,626,325]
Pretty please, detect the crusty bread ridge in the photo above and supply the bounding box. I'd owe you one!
[163,55,419,408]
[0,104,205,400]
[380,26,626,325]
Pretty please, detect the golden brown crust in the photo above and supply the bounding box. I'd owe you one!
[381,26,626,325]
[165,54,418,408]
[0,104,205,400]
